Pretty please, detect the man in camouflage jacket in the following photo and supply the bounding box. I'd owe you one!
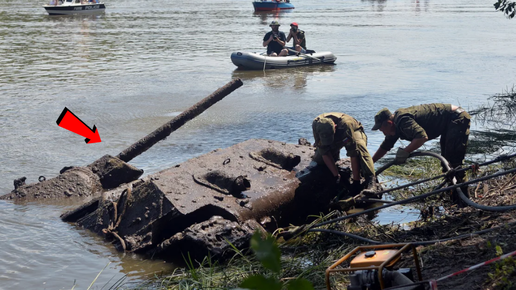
[371,103,471,200]
[312,112,376,195]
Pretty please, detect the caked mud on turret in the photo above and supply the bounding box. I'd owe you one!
[1,155,143,200]
[60,139,366,262]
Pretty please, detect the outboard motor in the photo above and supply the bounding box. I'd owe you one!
[325,244,424,290]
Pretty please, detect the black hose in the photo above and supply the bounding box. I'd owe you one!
[433,180,447,191]
[411,152,516,212]
[480,153,516,166]
[312,153,516,228]
[305,152,516,274]
[377,152,516,212]
[361,198,394,204]
[454,181,516,211]
[375,151,451,176]
[372,152,516,197]
[307,228,382,244]
[308,220,516,246]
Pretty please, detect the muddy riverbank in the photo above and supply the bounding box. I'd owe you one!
[160,158,516,290]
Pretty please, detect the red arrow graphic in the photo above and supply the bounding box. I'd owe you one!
[56,107,101,144]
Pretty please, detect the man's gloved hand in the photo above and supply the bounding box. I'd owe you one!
[395,148,410,164]
[350,180,362,196]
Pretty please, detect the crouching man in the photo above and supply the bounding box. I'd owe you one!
[312,112,376,196]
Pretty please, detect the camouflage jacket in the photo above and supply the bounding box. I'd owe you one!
[313,112,364,156]
[380,103,453,151]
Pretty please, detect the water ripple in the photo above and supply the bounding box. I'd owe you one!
[0,0,515,287]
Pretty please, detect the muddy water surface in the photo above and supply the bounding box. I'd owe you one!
[1,0,515,288]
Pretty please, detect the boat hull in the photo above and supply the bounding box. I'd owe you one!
[43,3,106,15]
[252,1,294,11]
[231,51,337,70]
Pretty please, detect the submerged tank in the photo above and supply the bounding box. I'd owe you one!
[61,139,358,262]
[1,79,380,262]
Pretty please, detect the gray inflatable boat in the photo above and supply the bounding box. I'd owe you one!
[231,51,337,70]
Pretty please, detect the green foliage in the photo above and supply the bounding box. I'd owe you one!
[250,231,282,273]
[378,155,444,206]
[470,87,516,154]
[485,245,516,290]
[183,252,199,281]
[238,231,315,290]
[494,0,516,18]
[496,245,504,257]
[285,278,314,290]
[240,275,282,290]
[382,156,443,180]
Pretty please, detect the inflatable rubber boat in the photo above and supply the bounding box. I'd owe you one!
[231,51,337,70]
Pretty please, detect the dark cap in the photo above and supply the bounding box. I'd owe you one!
[314,117,335,146]
[372,108,392,130]
[290,22,298,27]
[269,20,280,26]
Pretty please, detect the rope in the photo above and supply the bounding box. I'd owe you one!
[434,248,516,282]
[382,248,516,290]
[102,185,132,252]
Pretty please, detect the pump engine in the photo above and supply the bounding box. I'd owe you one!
[325,244,424,290]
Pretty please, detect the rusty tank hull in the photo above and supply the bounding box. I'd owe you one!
[62,139,354,261]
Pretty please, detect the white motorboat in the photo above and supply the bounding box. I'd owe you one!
[43,0,105,15]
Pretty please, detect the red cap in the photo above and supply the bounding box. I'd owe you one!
[290,22,298,27]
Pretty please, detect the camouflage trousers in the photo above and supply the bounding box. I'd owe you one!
[440,108,471,182]
[440,108,471,197]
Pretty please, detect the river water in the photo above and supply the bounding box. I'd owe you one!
[0,0,515,288]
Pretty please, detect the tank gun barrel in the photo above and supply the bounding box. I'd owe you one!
[1,79,243,200]
[116,78,243,163]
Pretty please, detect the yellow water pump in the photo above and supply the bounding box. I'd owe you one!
[325,243,423,290]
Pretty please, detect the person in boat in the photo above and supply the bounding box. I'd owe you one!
[286,22,307,55]
[312,113,376,196]
[263,20,288,57]
[371,103,471,203]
